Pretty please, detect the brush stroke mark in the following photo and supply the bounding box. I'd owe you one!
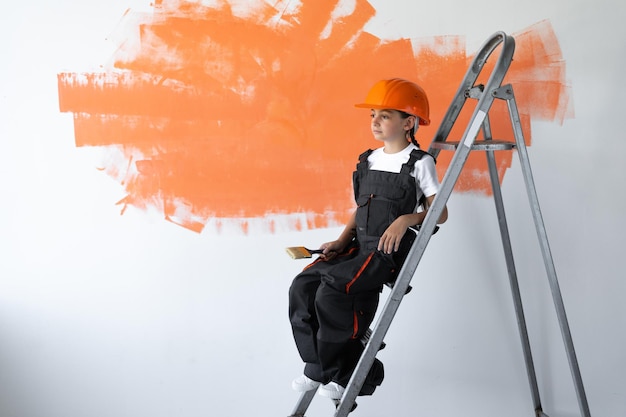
[58,1,571,233]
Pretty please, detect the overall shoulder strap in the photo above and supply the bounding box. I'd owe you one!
[400,149,436,174]
[356,149,374,171]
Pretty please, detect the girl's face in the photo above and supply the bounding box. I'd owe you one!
[370,109,414,144]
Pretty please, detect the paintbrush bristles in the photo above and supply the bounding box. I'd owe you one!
[285,246,312,259]
[285,246,313,259]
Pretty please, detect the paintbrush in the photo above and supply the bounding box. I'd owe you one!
[285,246,324,259]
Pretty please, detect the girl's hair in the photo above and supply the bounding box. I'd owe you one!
[399,110,420,148]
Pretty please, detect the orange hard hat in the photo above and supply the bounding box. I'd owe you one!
[355,78,430,126]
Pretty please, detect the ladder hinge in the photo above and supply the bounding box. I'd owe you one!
[465,84,484,99]
[492,84,514,100]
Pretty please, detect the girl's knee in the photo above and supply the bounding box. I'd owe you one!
[289,272,320,302]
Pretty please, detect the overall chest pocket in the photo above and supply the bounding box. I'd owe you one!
[355,184,406,237]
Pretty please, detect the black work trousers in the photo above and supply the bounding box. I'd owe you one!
[288,244,396,388]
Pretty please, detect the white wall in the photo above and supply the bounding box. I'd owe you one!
[1,1,625,417]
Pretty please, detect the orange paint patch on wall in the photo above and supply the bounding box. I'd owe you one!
[58,1,571,233]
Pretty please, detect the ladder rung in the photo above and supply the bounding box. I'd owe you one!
[430,139,516,151]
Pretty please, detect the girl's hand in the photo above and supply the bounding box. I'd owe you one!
[378,216,410,254]
[318,240,346,261]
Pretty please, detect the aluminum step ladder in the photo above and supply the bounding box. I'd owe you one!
[289,31,591,417]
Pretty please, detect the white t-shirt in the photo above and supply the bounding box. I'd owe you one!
[367,143,441,212]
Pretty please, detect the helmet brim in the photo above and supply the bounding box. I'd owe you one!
[354,103,430,126]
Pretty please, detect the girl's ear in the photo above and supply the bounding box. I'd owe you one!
[404,115,417,131]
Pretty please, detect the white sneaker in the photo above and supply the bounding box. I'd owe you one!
[292,375,322,392]
[318,381,345,399]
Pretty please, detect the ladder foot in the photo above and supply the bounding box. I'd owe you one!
[536,409,550,417]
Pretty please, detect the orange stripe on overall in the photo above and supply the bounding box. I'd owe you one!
[345,251,375,294]
[347,252,375,339]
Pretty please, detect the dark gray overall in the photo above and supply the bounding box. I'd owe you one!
[288,148,430,394]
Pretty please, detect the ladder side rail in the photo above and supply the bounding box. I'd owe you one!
[504,89,591,417]
[481,100,544,414]
[288,390,317,417]
[334,179,450,417]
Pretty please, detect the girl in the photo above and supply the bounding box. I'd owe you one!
[288,78,448,400]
